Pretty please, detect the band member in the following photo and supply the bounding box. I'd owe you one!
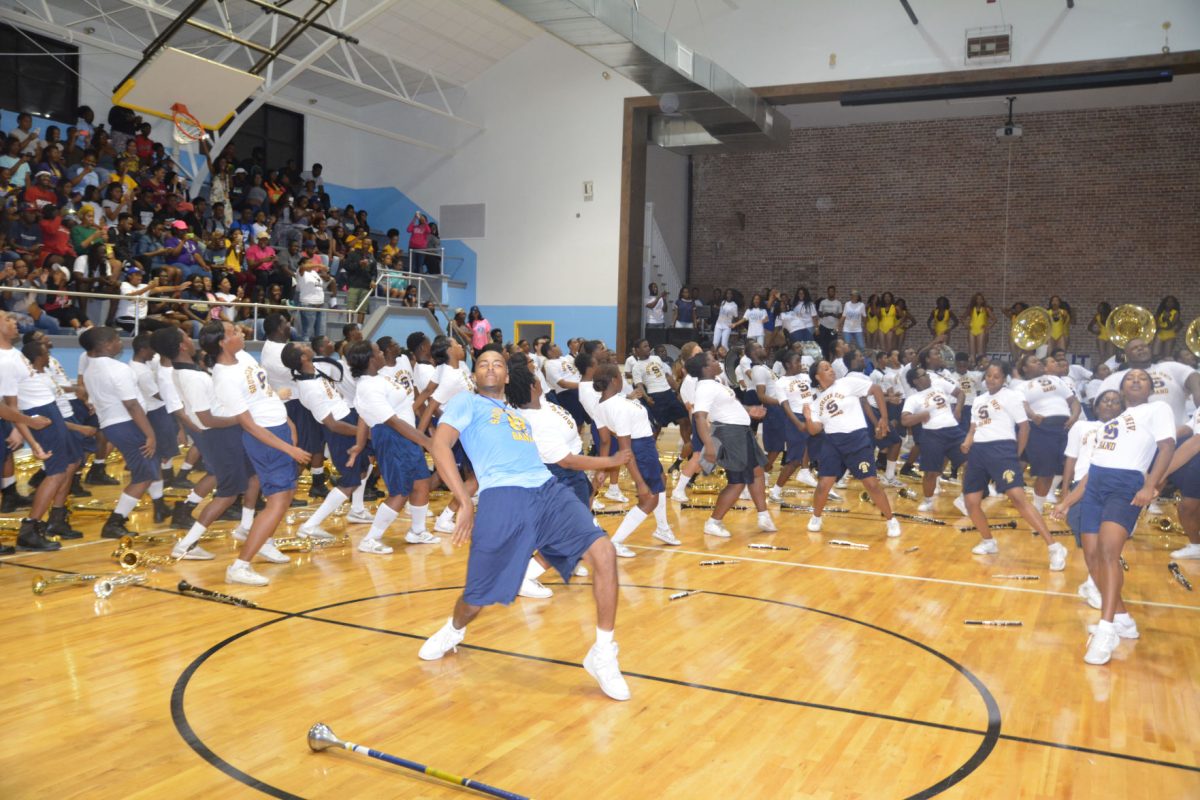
[418,336,479,534]
[1053,370,1175,665]
[959,363,1068,571]
[1013,354,1080,513]
[130,333,177,523]
[630,338,688,442]
[417,349,630,701]
[1153,295,1182,359]
[769,351,819,499]
[670,342,706,503]
[1087,302,1114,361]
[260,312,326,496]
[1165,398,1200,561]
[900,366,965,513]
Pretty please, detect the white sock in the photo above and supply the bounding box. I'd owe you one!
[675,471,691,490]
[1096,619,1114,632]
[1033,494,1046,512]
[1114,612,1133,624]
[351,465,372,512]
[611,507,648,544]
[437,507,455,525]
[653,493,668,528]
[409,503,428,533]
[304,488,347,531]
[368,503,399,540]
[523,558,545,582]
[886,461,897,479]
[311,466,324,477]
[1083,575,1097,590]
[2,475,15,489]
[115,492,139,517]
[596,627,614,646]
[149,480,164,499]
[447,617,466,635]
[1050,476,1062,495]
[179,521,206,549]
[186,491,204,505]
[241,506,255,529]
[233,558,250,569]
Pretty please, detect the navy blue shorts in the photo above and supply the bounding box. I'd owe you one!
[646,389,686,428]
[1065,481,1085,548]
[1079,465,1143,535]
[103,419,159,484]
[789,329,814,343]
[544,390,558,406]
[25,403,82,476]
[873,403,903,448]
[464,478,605,606]
[963,439,1024,495]
[918,426,965,474]
[548,461,591,508]
[199,425,252,497]
[817,428,877,479]
[1173,434,1200,500]
[556,388,588,426]
[243,423,297,497]
[783,415,809,465]
[762,404,788,453]
[70,398,97,454]
[688,413,703,451]
[631,436,665,494]
[1025,416,1068,478]
[372,423,430,498]
[958,404,972,436]
[63,414,94,457]
[590,426,619,457]
[325,410,367,489]
[147,406,180,463]
[285,398,324,455]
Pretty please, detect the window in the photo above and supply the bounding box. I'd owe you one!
[225,103,305,173]
[0,24,79,122]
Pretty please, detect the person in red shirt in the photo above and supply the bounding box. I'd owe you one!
[36,205,75,267]
[244,232,276,287]
[134,123,155,162]
[406,212,430,273]
[23,171,58,209]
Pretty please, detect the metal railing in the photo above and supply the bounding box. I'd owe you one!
[375,269,454,335]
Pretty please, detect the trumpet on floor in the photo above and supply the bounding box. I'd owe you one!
[860,487,920,502]
[32,573,101,594]
[69,499,116,515]
[113,545,178,570]
[272,535,349,552]
[94,573,147,599]
[1153,516,1185,534]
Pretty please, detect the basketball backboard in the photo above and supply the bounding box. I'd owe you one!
[112,47,264,131]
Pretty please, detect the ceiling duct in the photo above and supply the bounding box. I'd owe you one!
[496,0,789,153]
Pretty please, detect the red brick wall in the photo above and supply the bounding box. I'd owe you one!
[688,102,1200,359]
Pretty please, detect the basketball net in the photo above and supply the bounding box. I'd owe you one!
[171,103,208,145]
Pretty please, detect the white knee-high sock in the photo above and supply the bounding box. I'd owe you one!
[653,493,668,528]
[240,505,255,529]
[409,503,428,533]
[303,488,347,531]
[611,507,648,544]
[351,465,372,512]
[179,521,206,549]
[524,558,544,582]
[367,504,399,540]
[149,480,164,499]
[115,492,139,517]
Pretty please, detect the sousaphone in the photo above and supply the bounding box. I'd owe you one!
[1010,307,1051,351]
[1107,304,1156,350]
[1185,317,1200,358]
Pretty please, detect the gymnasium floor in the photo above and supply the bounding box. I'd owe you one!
[3,443,1199,799]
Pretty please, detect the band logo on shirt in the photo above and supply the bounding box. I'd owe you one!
[245,366,274,397]
[490,407,533,442]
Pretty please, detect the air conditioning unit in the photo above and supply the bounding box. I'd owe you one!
[967,25,1012,64]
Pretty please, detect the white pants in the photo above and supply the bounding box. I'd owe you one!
[713,324,731,349]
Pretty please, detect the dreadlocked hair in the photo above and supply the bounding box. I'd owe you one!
[504,353,536,407]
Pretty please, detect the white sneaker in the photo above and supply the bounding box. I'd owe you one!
[882,476,905,489]
[954,495,968,516]
[653,527,681,546]
[418,621,465,661]
[583,641,631,701]
[1084,624,1120,665]
[1147,501,1164,515]
[1088,616,1140,639]
[1048,542,1068,572]
[917,499,934,513]
[757,512,778,532]
[232,525,249,542]
[172,543,214,561]
[934,477,945,496]
[1077,580,1102,610]
[739,487,751,501]
[1170,543,1200,559]
[807,515,823,532]
[613,543,637,558]
[835,477,848,489]
[971,539,999,555]
[797,468,818,488]
[886,518,902,538]
[357,537,393,555]
[768,485,783,502]
[604,486,628,503]
[827,488,844,501]
[703,518,731,538]
[592,499,606,512]
[574,563,589,577]
[434,515,456,534]
[226,562,269,586]
[988,484,1001,497]
[518,578,553,599]
[257,540,291,564]
[300,525,336,541]
[405,530,442,545]
[670,487,690,504]
[345,508,374,524]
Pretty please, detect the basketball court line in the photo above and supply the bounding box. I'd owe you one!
[629,544,1200,612]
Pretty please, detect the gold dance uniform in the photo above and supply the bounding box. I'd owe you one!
[866,310,879,334]
[1094,313,1110,342]
[878,304,897,334]
[1157,310,1178,341]
[1049,310,1069,341]
[969,306,987,336]
[932,309,951,336]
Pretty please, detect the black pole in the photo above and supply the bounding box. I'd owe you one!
[899,0,918,25]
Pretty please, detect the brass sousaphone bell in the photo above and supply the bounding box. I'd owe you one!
[1106,304,1156,350]
[1185,317,1200,359]
[1011,307,1051,352]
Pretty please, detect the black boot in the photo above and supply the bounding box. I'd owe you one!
[170,469,195,489]
[153,497,171,523]
[308,471,329,499]
[100,512,131,539]
[171,501,198,530]
[1,484,32,512]
[45,507,83,540]
[0,541,12,555]
[16,518,61,551]
[86,462,120,486]
[28,468,45,488]
[70,473,91,497]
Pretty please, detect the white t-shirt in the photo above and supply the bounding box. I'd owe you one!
[41,371,73,418]
[297,270,325,305]
[716,301,738,327]
[356,372,416,428]
[818,298,843,330]
[155,360,183,414]
[47,356,77,402]
[173,366,215,430]
[779,372,815,413]
[902,387,958,431]
[813,372,873,434]
[545,356,579,392]
[1064,419,1102,483]
[599,394,655,440]
[130,360,165,412]
[315,357,355,408]
[1098,362,1197,426]
[645,295,665,325]
[295,375,350,425]
[970,388,1028,444]
[832,358,848,379]
[86,356,141,427]
[0,348,57,411]
[751,364,786,403]
[578,380,602,423]
[1020,375,1074,417]
[72,254,110,281]
[1089,402,1175,473]
[745,308,768,338]
[413,362,436,394]
[793,302,817,329]
[842,301,865,333]
[212,353,288,426]
[116,281,148,320]
[693,379,750,425]
[680,374,698,409]
[633,355,672,394]
[431,362,473,406]
[519,402,582,464]
[259,340,296,397]
[955,370,982,405]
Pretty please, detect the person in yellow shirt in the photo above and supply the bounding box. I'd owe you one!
[381,227,404,265]
[926,296,959,345]
[878,291,898,351]
[964,293,994,361]
[1087,301,1113,361]
[1047,295,1071,352]
[1154,295,1181,358]
[865,293,880,349]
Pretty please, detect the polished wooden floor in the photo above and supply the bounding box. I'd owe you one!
[3,443,1199,799]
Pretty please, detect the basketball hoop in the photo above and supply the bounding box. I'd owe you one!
[171,103,208,145]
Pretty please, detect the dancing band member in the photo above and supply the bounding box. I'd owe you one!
[130,334,175,523]
[687,351,777,539]
[899,366,965,513]
[1047,296,1071,351]
[260,312,326,497]
[1165,400,1200,561]
[1053,370,1175,665]
[769,351,818,499]
[670,342,706,503]
[543,341,586,428]
[347,340,438,554]
[959,363,1068,571]
[630,338,688,441]
[800,354,900,538]
[1014,354,1080,513]
[202,320,309,586]
[417,349,630,701]
[419,336,479,533]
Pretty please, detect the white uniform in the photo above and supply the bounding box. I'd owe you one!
[85,356,142,427]
[1098,362,1197,426]
[693,379,750,426]
[1090,402,1175,473]
[130,360,165,412]
[173,365,216,430]
[47,356,78,403]
[213,352,287,426]
[314,357,355,407]
[812,373,873,434]
[356,372,416,428]
[1020,375,1074,417]
[744,308,768,341]
[632,356,672,394]
[295,374,351,425]
[545,356,580,392]
[155,359,183,414]
[1064,419,1103,483]
[902,387,958,430]
[519,402,582,464]
[578,381,602,424]
[431,363,474,407]
[598,394,655,440]
[680,374,698,410]
[0,348,56,411]
[259,340,297,397]
[955,370,982,406]
[751,364,786,403]
[413,362,436,394]
[779,372,816,413]
[970,388,1027,443]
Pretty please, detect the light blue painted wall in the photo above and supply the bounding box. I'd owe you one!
[481,305,617,347]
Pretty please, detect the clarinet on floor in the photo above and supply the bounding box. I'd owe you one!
[1168,562,1193,591]
[178,580,259,608]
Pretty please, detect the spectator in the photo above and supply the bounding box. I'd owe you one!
[0,136,33,190]
[340,235,374,321]
[1,258,60,333]
[42,265,90,330]
[73,240,117,325]
[134,219,174,276]
[166,220,209,280]
[100,182,130,226]
[68,205,104,254]
[300,162,324,188]
[406,212,430,273]
[25,171,58,209]
[66,150,100,194]
[245,230,276,285]
[425,221,441,274]
[7,202,42,260]
[212,275,239,322]
[37,205,74,267]
[467,306,491,358]
[13,113,42,158]
[295,258,334,340]
[114,266,182,333]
